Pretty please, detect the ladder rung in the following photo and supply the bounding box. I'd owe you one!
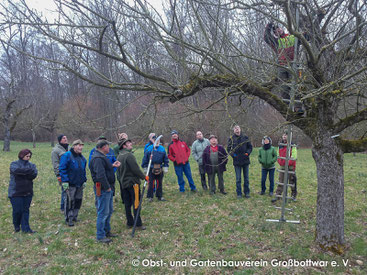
[277,169,296,174]
[274,206,293,211]
[277,156,296,160]
[278,143,297,147]
[276,182,295,187]
[275,195,293,199]
[282,99,302,103]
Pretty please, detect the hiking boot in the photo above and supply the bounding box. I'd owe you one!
[258,191,265,195]
[158,197,166,201]
[191,189,197,193]
[136,226,146,231]
[210,191,215,195]
[106,232,118,238]
[24,229,37,234]
[269,192,274,197]
[244,194,251,198]
[148,198,153,203]
[68,220,74,227]
[237,194,242,199]
[220,190,227,195]
[97,237,112,244]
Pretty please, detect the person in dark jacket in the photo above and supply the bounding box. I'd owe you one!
[202,135,228,195]
[142,135,169,202]
[59,139,87,226]
[167,130,197,193]
[89,135,117,170]
[8,149,38,233]
[90,140,121,243]
[258,136,277,196]
[227,125,253,198]
[117,138,148,230]
[51,134,69,213]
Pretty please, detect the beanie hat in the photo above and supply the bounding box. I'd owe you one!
[171,130,178,136]
[57,134,65,143]
[96,140,110,149]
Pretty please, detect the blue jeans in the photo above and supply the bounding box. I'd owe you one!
[174,162,196,192]
[10,196,33,232]
[60,186,65,211]
[234,165,250,196]
[261,168,275,193]
[96,190,113,240]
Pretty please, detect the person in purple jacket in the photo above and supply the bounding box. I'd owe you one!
[202,135,228,195]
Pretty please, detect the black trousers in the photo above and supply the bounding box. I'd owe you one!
[120,186,142,227]
[147,171,163,199]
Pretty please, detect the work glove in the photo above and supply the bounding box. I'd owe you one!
[83,182,86,188]
[62,182,69,190]
[145,176,149,182]
[143,168,148,174]
[163,167,169,174]
[244,153,249,156]
[57,176,62,185]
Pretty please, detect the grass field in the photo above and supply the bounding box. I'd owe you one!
[0,141,366,274]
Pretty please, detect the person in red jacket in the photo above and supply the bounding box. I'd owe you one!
[167,130,197,193]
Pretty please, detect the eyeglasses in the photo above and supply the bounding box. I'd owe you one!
[24,155,31,158]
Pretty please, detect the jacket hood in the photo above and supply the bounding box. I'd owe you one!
[262,136,272,145]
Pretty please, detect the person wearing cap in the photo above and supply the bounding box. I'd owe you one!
[258,136,277,196]
[142,135,169,202]
[227,125,253,198]
[59,139,87,226]
[272,131,298,203]
[117,138,148,230]
[51,134,70,213]
[191,131,210,190]
[90,140,121,243]
[167,130,197,193]
[144,133,156,153]
[89,136,117,171]
[113,133,128,156]
[8,149,38,233]
[202,135,228,195]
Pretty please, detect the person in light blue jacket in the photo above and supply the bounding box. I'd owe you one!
[191,131,210,190]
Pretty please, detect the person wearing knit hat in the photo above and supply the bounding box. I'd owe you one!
[258,136,277,196]
[8,149,38,233]
[168,130,197,193]
[144,133,156,153]
[59,139,87,226]
[51,134,70,213]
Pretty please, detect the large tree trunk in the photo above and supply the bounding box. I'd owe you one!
[3,126,11,151]
[31,128,36,148]
[312,132,345,253]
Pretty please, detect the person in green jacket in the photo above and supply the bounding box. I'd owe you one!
[116,138,148,230]
[258,136,277,196]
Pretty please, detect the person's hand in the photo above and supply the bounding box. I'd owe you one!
[245,153,249,156]
[112,161,121,168]
[145,176,149,182]
[62,182,69,190]
[57,176,62,185]
[163,167,169,174]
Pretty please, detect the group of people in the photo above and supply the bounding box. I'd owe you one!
[8,126,298,244]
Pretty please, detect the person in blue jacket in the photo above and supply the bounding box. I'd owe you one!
[142,136,169,202]
[59,139,87,226]
[144,133,156,153]
[8,149,38,233]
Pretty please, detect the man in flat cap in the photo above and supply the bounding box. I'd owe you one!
[59,139,87,226]
[90,140,121,243]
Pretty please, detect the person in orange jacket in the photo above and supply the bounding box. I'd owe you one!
[167,130,197,193]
